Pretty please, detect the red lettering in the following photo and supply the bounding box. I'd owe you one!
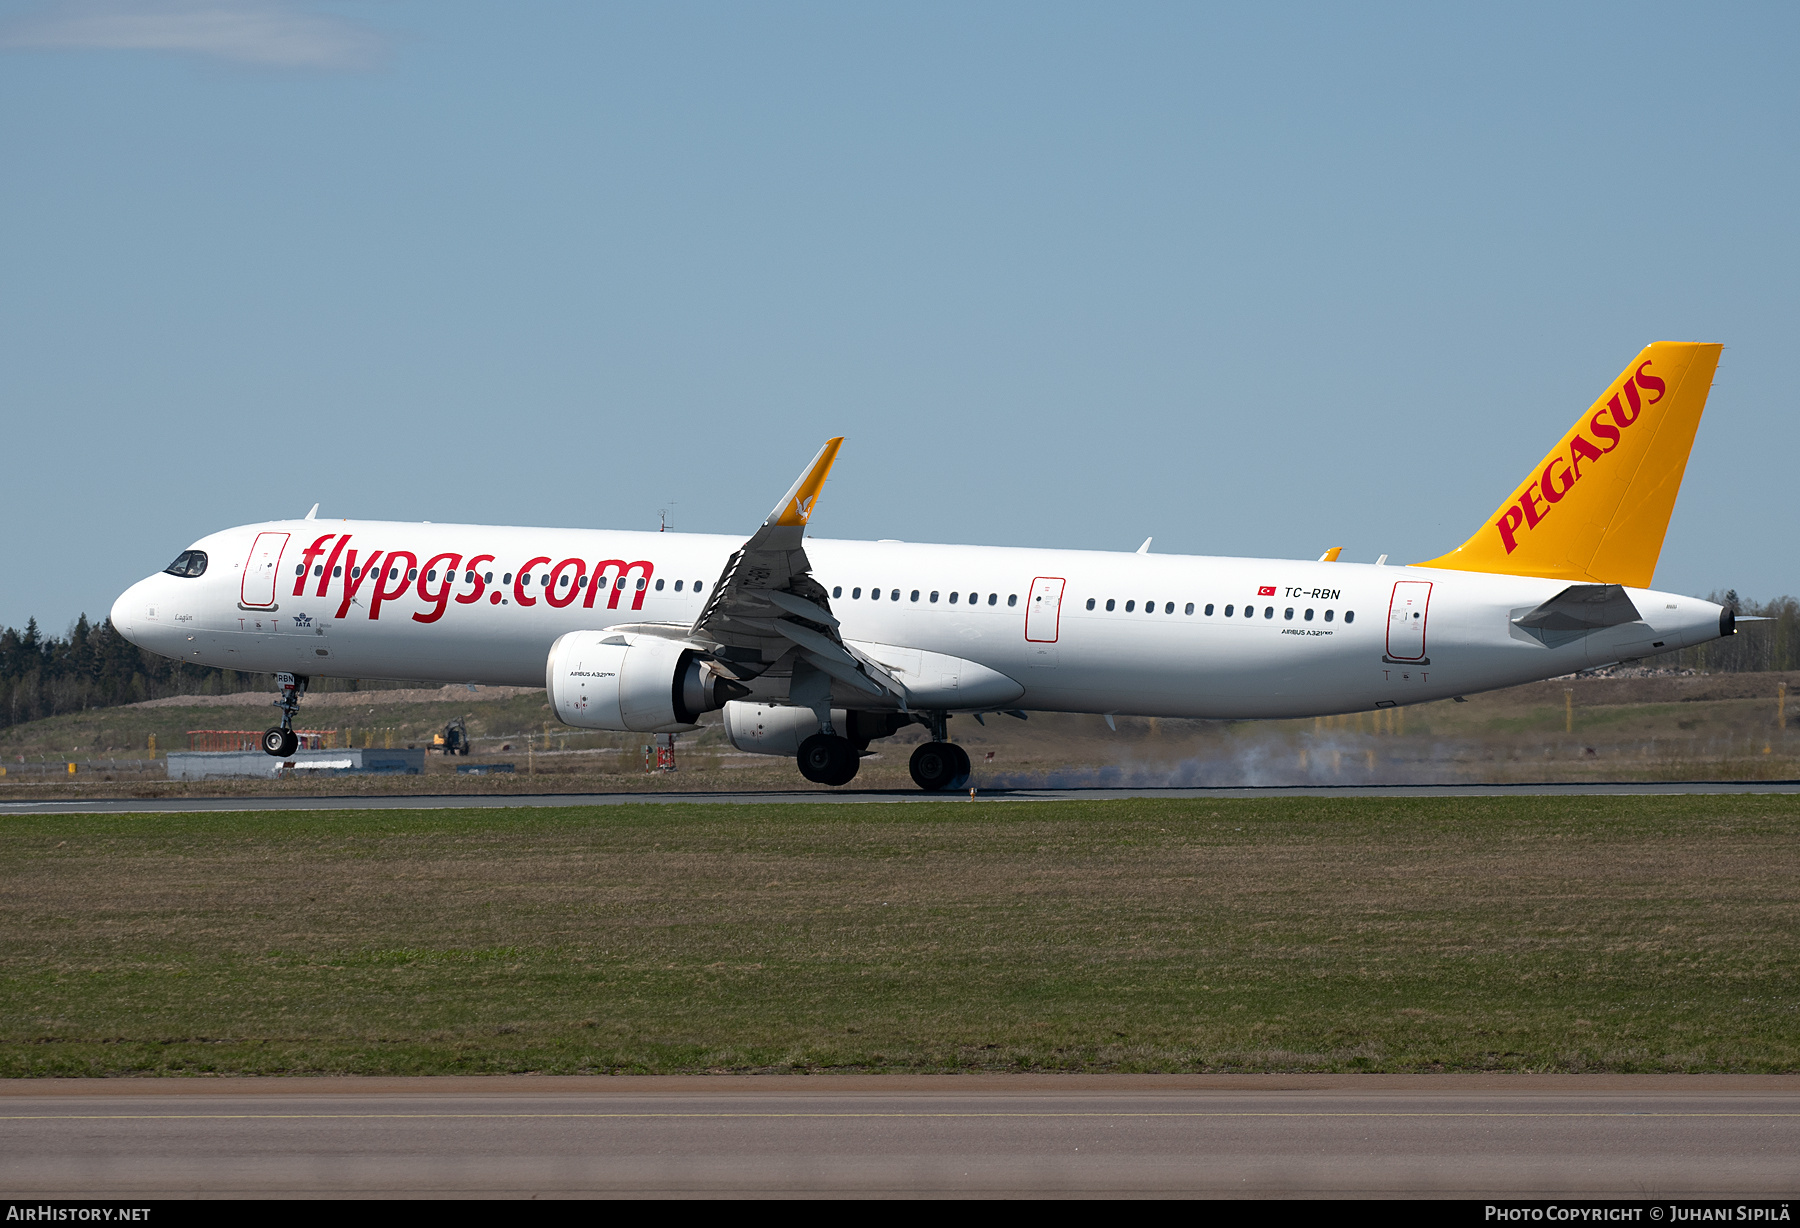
[1519,483,1548,529]
[609,561,655,611]
[456,553,495,605]
[1496,505,1525,554]
[1588,409,1621,453]
[334,550,384,619]
[294,534,335,597]
[545,558,586,609]
[584,559,626,609]
[315,534,351,599]
[413,552,462,624]
[1568,433,1604,482]
[1541,457,1575,504]
[514,556,551,607]
[369,551,417,621]
[1608,379,1642,428]
[1634,360,1665,404]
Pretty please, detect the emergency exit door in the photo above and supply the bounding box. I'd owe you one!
[1025,576,1065,642]
[1386,580,1432,661]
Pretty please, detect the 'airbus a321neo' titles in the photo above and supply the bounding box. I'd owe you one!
[113,342,1735,789]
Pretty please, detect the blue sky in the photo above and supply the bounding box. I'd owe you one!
[2,1,1795,634]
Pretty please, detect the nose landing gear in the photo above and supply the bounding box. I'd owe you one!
[260,672,308,757]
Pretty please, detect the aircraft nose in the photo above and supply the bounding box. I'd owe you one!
[111,580,145,644]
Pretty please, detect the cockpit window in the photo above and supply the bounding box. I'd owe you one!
[163,550,208,578]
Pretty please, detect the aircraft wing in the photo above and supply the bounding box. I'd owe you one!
[688,439,909,704]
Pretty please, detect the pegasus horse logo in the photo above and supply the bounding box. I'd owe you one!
[794,495,814,520]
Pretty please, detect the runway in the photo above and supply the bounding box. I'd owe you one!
[2,1076,1795,1198]
[3,779,1798,815]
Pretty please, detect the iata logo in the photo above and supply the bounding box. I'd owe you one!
[1495,360,1664,554]
[292,613,313,628]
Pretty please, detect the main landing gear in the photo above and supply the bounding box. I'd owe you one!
[908,741,970,791]
[260,672,307,758]
[907,710,970,792]
[796,732,859,787]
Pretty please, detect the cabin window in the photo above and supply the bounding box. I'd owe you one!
[987,593,997,606]
[1264,606,1274,618]
[656,579,665,591]
[1008,594,1018,607]
[911,590,921,602]
[333,566,342,578]
[949,591,958,603]
[1085,598,1095,610]
[559,574,570,587]
[1185,603,1194,615]
[314,565,323,577]
[1283,607,1293,620]
[485,572,494,584]
[541,575,550,586]
[427,570,436,582]
[1204,603,1213,615]
[1304,608,1314,621]
[674,580,684,591]
[577,575,587,588]
[464,571,475,583]
[695,581,703,592]
[1105,599,1115,612]
[1246,606,1256,618]
[295,564,304,576]
[636,578,646,589]
[1224,604,1234,616]
[1125,600,1136,612]
[1344,610,1355,623]
[832,585,842,598]
[406,568,417,581]
[503,573,512,584]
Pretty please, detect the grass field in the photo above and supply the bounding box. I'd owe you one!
[3,795,1797,1076]
[2,669,1796,797]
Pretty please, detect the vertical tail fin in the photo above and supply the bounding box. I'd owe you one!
[1417,341,1722,588]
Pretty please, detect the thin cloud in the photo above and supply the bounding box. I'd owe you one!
[0,0,385,69]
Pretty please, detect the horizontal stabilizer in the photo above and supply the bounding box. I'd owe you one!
[1514,584,1641,648]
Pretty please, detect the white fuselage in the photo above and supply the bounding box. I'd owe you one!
[111,519,1725,719]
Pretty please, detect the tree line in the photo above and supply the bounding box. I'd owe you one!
[0,615,415,734]
[2,592,1795,734]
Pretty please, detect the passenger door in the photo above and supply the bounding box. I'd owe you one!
[241,532,289,609]
[1386,580,1432,661]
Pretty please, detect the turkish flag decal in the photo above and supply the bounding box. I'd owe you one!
[1257,585,1276,596]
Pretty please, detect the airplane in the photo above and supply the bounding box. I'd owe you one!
[112,341,1735,790]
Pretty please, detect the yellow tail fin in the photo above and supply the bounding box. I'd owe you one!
[1417,341,1722,588]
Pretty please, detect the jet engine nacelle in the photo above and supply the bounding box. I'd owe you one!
[546,631,743,732]
[722,702,910,756]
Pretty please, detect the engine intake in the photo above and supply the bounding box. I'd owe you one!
[547,631,746,732]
